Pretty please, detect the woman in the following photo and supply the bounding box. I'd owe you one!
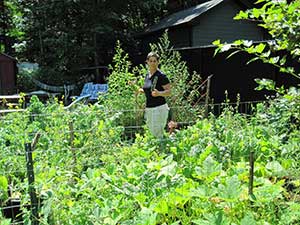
[138,52,171,138]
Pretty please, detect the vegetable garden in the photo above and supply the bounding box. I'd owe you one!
[1,37,300,224]
[1,84,300,225]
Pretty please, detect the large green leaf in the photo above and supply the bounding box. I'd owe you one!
[193,156,222,182]
[218,175,241,200]
[0,176,8,200]
[241,214,256,225]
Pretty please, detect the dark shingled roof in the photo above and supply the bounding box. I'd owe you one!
[144,0,224,34]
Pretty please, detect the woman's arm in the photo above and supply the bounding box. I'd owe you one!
[152,83,171,97]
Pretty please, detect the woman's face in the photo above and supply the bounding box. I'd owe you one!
[147,56,159,70]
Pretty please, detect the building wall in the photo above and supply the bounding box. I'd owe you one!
[169,26,191,48]
[0,54,17,94]
[192,0,265,47]
[179,47,277,103]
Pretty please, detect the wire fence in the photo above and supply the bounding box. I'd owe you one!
[0,99,265,115]
[0,100,269,224]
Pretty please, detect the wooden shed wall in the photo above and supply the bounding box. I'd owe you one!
[169,26,191,48]
[0,54,17,94]
[192,1,265,46]
[179,47,277,103]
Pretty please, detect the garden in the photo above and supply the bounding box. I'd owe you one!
[1,0,300,224]
[1,35,300,224]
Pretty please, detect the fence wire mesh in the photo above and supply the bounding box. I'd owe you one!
[0,100,274,223]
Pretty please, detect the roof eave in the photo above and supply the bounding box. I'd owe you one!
[142,0,224,35]
[0,53,17,61]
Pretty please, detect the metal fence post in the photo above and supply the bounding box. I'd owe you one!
[25,143,39,225]
[204,75,213,118]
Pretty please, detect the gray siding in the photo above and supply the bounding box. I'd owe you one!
[192,1,265,47]
[169,26,191,48]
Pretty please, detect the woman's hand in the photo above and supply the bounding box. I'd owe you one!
[168,120,178,129]
[135,88,144,95]
[151,89,160,97]
[152,83,171,97]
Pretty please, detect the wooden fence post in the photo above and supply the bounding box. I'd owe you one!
[25,143,39,225]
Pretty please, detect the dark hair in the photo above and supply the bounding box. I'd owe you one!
[146,52,160,61]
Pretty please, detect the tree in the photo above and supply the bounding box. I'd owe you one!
[0,0,24,54]
[14,0,167,85]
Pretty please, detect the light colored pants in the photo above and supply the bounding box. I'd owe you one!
[145,103,169,138]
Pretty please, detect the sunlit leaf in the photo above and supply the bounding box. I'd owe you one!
[234,11,249,20]
[153,199,168,214]
[241,214,256,225]
[0,176,8,192]
[255,43,266,53]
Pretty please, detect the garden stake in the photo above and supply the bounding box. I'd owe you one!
[25,143,39,225]
[204,74,213,118]
[31,132,41,150]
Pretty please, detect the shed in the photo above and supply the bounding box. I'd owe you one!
[138,0,299,103]
[0,53,17,94]
[143,0,264,46]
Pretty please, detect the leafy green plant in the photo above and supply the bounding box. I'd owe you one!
[106,40,144,129]
[105,35,205,136]
[0,176,8,201]
[0,56,300,224]
[149,32,205,122]
[4,2,300,221]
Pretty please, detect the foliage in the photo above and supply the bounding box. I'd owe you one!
[212,0,300,174]
[0,85,299,223]
[0,0,25,54]
[106,40,144,129]
[16,62,39,91]
[213,0,300,89]
[149,32,205,122]
[3,0,168,84]
[105,34,204,131]
[255,87,300,169]
[1,1,300,223]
